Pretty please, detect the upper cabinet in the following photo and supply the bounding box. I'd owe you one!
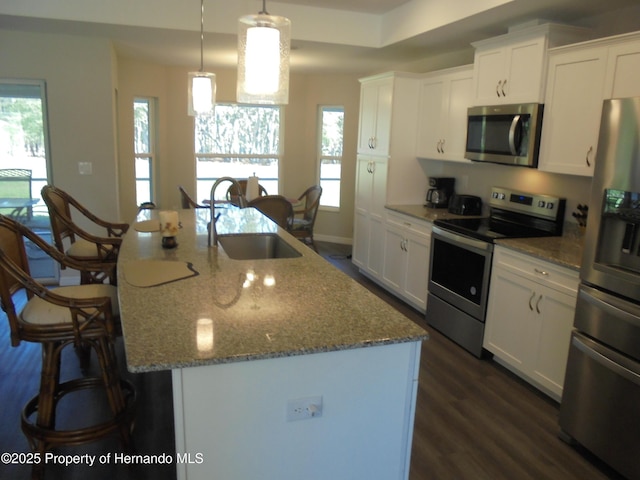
[538,46,608,176]
[539,32,640,176]
[471,24,589,106]
[416,65,473,162]
[358,76,393,155]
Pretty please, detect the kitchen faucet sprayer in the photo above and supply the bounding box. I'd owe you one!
[208,177,247,246]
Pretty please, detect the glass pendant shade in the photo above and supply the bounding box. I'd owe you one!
[188,72,216,116]
[237,13,290,105]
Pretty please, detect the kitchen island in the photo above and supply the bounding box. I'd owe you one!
[117,206,428,480]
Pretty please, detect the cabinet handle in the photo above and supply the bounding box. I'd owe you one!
[370,161,375,174]
[529,291,536,311]
[501,79,507,96]
[536,294,542,314]
[586,146,593,167]
[496,80,502,97]
[534,268,549,276]
[440,139,445,153]
[371,137,377,149]
[436,140,441,153]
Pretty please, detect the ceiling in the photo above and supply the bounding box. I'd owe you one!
[1,0,639,75]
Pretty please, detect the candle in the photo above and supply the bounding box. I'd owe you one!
[159,210,179,237]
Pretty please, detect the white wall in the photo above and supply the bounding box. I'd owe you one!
[0,29,120,225]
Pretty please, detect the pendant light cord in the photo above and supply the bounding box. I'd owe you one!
[260,0,268,15]
[199,0,205,72]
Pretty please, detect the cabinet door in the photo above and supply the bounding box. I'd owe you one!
[357,80,393,155]
[538,47,608,176]
[444,74,473,161]
[369,157,388,221]
[382,222,406,292]
[358,83,379,153]
[531,287,575,398]
[403,228,430,311]
[416,77,446,159]
[352,209,369,270]
[484,267,535,369]
[605,38,640,99]
[502,37,546,103]
[473,47,506,105]
[372,81,393,155]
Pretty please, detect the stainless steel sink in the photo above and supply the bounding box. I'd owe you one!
[218,234,302,260]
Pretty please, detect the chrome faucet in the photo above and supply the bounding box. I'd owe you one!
[208,177,247,246]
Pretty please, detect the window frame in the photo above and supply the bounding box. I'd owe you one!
[133,96,157,206]
[317,105,344,211]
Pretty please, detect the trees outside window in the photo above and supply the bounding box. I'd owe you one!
[318,106,344,209]
[133,97,155,206]
[195,104,281,202]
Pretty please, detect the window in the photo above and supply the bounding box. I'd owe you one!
[195,104,281,202]
[133,98,155,206]
[0,79,56,281]
[0,80,51,223]
[318,106,344,209]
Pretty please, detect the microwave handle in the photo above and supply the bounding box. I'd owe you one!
[508,115,521,155]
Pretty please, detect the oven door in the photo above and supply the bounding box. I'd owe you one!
[428,226,493,321]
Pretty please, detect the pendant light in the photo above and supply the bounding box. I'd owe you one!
[237,0,291,105]
[188,0,216,116]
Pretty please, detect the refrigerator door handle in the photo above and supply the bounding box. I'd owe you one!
[572,334,640,387]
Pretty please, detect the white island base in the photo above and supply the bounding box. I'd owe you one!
[172,341,422,480]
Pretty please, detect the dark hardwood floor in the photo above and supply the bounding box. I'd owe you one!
[0,241,622,479]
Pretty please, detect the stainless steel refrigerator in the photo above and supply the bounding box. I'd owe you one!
[559,97,640,480]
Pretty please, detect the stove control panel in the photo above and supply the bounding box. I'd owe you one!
[489,187,565,221]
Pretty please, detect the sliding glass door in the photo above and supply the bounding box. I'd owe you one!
[0,80,56,282]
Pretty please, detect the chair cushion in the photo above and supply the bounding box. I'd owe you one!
[66,239,114,259]
[291,218,311,231]
[20,284,119,325]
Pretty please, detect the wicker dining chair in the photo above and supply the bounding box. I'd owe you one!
[225,179,268,205]
[0,215,135,480]
[248,195,294,230]
[41,185,128,284]
[178,185,207,209]
[290,185,322,251]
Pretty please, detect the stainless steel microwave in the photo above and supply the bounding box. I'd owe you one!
[465,103,544,167]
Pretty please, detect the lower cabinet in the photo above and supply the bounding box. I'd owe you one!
[484,246,579,401]
[381,211,431,313]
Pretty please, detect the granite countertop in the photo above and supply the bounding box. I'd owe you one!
[385,204,585,271]
[118,207,428,373]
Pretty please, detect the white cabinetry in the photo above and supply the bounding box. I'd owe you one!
[382,211,432,312]
[358,77,393,155]
[353,72,426,283]
[539,32,640,176]
[352,156,388,277]
[416,65,473,162]
[484,246,579,401]
[538,46,608,176]
[471,24,588,106]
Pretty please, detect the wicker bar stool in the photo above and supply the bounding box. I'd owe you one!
[41,185,128,285]
[0,215,136,480]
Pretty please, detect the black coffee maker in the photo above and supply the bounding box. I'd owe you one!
[425,177,455,208]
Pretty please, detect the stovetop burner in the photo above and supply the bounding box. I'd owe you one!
[434,187,566,243]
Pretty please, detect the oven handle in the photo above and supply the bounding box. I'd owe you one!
[432,225,493,253]
[571,333,640,386]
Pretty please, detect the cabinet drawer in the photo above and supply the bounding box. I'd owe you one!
[386,211,432,237]
[494,246,579,295]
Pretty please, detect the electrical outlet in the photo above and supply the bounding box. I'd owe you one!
[78,161,92,175]
[286,396,323,422]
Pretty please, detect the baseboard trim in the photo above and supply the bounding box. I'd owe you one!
[314,234,352,245]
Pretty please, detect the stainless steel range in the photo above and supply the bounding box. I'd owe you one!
[426,186,566,357]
